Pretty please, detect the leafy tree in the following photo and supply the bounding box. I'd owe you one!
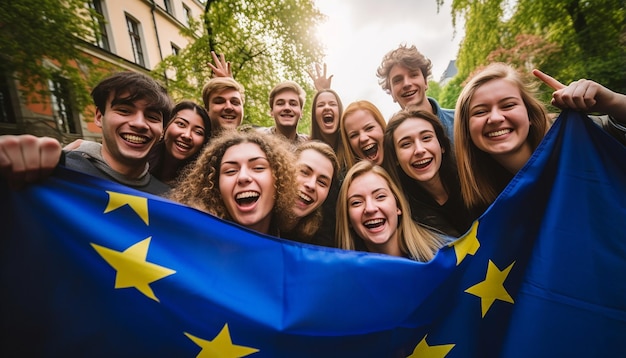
[438,75,464,109]
[0,0,100,109]
[155,0,325,133]
[437,0,626,102]
[426,80,442,103]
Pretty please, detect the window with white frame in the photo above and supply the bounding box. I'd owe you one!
[171,43,180,56]
[182,4,191,26]
[126,15,145,67]
[48,75,78,134]
[89,0,110,51]
[163,0,173,15]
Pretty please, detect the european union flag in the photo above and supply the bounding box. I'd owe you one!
[1,111,625,357]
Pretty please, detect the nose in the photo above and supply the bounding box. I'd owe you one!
[224,100,234,111]
[237,167,252,184]
[413,140,426,155]
[487,107,505,123]
[181,127,192,140]
[128,112,150,129]
[303,176,315,190]
[364,197,377,214]
[359,132,369,143]
[401,77,411,89]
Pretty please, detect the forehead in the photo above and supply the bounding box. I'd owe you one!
[317,92,337,102]
[173,108,203,124]
[221,142,265,163]
[471,79,522,104]
[394,117,435,138]
[388,64,413,78]
[349,171,390,195]
[274,90,300,101]
[298,149,334,176]
[344,109,378,129]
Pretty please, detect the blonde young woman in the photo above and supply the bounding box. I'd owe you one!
[454,62,626,214]
[169,130,298,236]
[336,161,446,262]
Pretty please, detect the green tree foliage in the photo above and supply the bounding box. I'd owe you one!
[436,0,625,105]
[426,80,443,102]
[155,0,325,133]
[0,0,99,108]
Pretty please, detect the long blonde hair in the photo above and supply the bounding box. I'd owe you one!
[335,161,445,262]
[454,63,549,210]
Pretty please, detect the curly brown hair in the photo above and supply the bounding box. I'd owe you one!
[376,44,433,95]
[169,129,298,235]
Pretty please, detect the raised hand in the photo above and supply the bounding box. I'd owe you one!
[208,51,232,78]
[306,62,333,91]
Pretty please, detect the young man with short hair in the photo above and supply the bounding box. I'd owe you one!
[201,77,245,133]
[260,81,309,144]
[0,71,173,195]
[377,44,455,140]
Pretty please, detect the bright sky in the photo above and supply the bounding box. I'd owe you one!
[313,0,464,119]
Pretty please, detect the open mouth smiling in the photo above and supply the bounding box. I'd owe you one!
[401,90,417,98]
[363,218,385,229]
[362,143,379,159]
[486,129,513,138]
[411,158,432,169]
[175,141,192,150]
[235,191,260,207]
[121,134,149,144]
[298,191,313,205]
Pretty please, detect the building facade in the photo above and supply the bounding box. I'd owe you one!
[0,0,204,144]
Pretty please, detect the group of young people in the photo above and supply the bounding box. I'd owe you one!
[1,45,625,263]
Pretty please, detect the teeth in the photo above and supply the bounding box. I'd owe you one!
[362,143,375,151]
[364,218,384,228]
[222,115,236,119]
[236,191,259,200]
[298,191,313,204]
[487,129,511,137]
[122,134,148,144]
[176,141,191,149]
[413,158,432,166]
[402,90,417,98]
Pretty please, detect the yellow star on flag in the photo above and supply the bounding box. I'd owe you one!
[408,335,455,357]
[104,191,149,225]
[451,220,480,265]
[465,260,515,317]
[91,237,176,302]
[185,324,259,358]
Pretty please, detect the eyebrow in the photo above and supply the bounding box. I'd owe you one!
[221,156,269,166]
[397,129,434,142]
[348,187,387,199]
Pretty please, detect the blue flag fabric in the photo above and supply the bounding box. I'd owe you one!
[1,111,625,357]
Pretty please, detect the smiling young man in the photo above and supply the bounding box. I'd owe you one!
[259,81,309,145]
[377,44,455,141]
[201,77,245,133]
[0,71,173,195]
